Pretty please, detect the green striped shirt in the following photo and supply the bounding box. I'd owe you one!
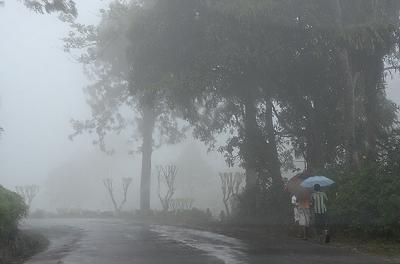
[311,191,328,214]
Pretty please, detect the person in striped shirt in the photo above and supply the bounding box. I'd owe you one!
[311,184,328,236]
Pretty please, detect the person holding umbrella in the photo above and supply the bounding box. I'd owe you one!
[311,184,328,241]
[286,171,312,239]
[301,176,334,243]
[297,192,311,239]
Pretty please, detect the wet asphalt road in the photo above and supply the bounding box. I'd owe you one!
[22,219,388,264]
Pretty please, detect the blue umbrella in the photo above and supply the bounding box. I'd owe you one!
[300,176,335,188]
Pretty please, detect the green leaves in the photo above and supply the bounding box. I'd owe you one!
[0,186,27,241]
[22,0,77,17]
[326,133,400,237]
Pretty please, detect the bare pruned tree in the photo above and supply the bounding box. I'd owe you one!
[170,199,178,211]
[102,177,132,214]
[169,198,194,211]
[103,178,118,213]
[15,185,40,211]
[157,165,178,211]
[120,177,133,211]
[219,172,245,216]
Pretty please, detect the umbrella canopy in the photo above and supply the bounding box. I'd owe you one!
[300,176,335,188]
[286,172,311,198]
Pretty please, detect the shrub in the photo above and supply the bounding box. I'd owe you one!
[0,185,27,241]
[326,134,400,238]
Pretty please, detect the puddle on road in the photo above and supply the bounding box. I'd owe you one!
[151,225,248,264]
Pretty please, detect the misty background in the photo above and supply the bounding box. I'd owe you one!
[0,0,399,213]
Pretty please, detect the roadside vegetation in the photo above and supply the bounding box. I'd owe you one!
[0,185,26,241]
[0,185,47,264]
[323,131,400,239]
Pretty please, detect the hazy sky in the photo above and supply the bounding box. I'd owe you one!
[0,0,229,211]
[0,1,110,189]
[0,1,399,210]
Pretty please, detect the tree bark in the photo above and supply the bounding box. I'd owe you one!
[243,96,258,190]
[304,100,326,172]
[140,103,155,211]
[364,56,383,163]
[265,98,282,184]
[334,0,360,169]
[338,48,360,168]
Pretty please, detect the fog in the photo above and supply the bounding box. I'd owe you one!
[1,0,400,214]
[0,1,231,213]
[1,2,400,263]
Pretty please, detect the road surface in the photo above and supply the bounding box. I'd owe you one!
[22,219,387,264]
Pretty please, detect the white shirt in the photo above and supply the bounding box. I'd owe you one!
[291,195,298,205]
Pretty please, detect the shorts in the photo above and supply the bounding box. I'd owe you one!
[314,213,327,231]
[298,208,310,227]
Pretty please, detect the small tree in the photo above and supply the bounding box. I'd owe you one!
[157,165,178,211]
[219,172,245,216]
[15,185,40,212]
[169,198,194,212]
[102,177,132,215]
[0,186,27,240]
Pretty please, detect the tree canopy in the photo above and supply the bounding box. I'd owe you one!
[65,0,400,219]
[22,0,77,16]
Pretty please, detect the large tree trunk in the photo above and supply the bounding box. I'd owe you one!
[265,98,282,184]
[241,95,262,217]
[304,130,324,172]
[242,95,287,214]
[338,48,360,168]
[140,103,155,211]
[243,96,285,188]
[304,100,326,172]
[364,55,383,163]
[334,0,360,169]
[265,98,288,222]
[243,96,258,190]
